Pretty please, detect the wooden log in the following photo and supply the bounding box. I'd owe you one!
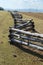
[10,12,22,18]
[12,13,22,18]
[14,18,34,30]
[14,19,27,24]
[9,28,43,38]
[14,19,32,23]
[16,26,33,31]
[24,27,34,31]
[15,21,34,28]
[9,33,43,43]
[10,39,43,50]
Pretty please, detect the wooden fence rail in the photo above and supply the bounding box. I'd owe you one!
[9,11,43,51]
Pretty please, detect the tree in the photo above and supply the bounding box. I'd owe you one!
[0,7,4,10]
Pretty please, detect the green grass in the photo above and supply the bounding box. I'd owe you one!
[0,11,43,65]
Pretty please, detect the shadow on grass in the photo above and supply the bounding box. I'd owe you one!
[31,29,39,33]
[10,42,43,59]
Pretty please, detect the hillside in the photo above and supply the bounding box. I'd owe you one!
[0,11,43,65]
[22,12,43,20]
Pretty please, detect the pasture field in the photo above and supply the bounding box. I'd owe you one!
[0,11,43,65]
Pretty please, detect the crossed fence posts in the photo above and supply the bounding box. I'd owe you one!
[9,11,43,51]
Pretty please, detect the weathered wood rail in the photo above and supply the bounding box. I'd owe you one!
[9,27,43,50]
[10,11,23,19]
[9,28,43,38]
[9,11,43,51]
[14,18,35,31]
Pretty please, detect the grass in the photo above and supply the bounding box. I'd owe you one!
[0,11,43,65]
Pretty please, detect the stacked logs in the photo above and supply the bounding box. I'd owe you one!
[9,11,43,51]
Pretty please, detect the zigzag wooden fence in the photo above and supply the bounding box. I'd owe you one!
[9,11,43,51]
